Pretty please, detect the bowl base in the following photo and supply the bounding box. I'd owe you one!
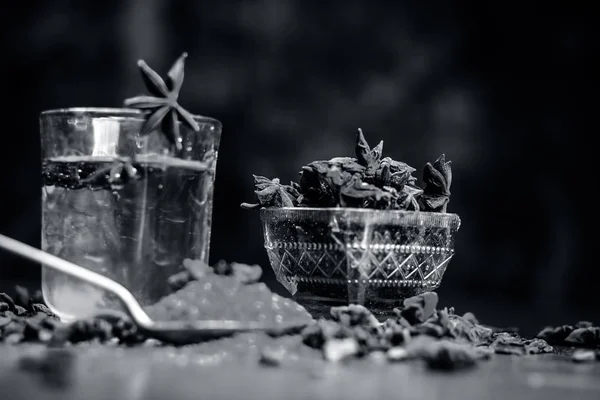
[291,282,432,320]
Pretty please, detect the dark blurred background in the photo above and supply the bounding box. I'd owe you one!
[0,1,593,335]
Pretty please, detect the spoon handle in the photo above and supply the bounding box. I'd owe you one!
[0,233,152,326]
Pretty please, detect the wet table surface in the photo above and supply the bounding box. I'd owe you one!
[1,343,599,400]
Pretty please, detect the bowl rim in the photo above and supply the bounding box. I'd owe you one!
[260,207,461,229]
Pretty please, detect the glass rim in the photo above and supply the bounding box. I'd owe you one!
[40,107,222,126]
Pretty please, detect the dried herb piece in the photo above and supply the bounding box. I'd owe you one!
[328,157,367,174]
[396,292,438,325]
[421,154,452,213]
[80,156,139,189]
[339,175,391,208]
[301,319,351,349]
[0,293,15,311]
[537,325,575,344]
[564,326,600,347]
[398,185,423,211]
[485,332,553,355]
[420,340,491,371]
[298,162,340,207]
[377,157,417,188]
[241,175,299,209]
[124,52,199,151]
[330,304,381,329]
[537,322,600,348]
[355,128,383,172]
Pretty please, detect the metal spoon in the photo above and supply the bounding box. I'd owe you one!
[0,234,307,345]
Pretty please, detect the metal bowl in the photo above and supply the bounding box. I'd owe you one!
[260,207,461,317]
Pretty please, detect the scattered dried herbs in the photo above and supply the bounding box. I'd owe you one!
[484,333,553,355]
[124,52,199,151]
[3,265,595,373]
[1,261,312,348]
[167,259,263,291]
[537,321,600,348]
[242,128,451,212]
[419,339,492,371]
[0,287,146,346]
[298,291,555,370]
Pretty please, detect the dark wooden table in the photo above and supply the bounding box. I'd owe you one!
[1,342,599,400]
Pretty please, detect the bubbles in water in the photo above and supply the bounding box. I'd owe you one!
[67,117,88,131]
[42,155,218,318]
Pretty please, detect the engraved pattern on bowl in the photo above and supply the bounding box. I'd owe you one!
[260,208,461,316]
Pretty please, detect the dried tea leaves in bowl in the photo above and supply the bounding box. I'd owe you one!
[242,128,452,212]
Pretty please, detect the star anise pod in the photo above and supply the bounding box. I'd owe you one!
[80,157,139,190]
[421,154,452,213]
[298,162,339,207]
[124,52,199,151]
[355,128,384,172]
[378,157,417,188]
[400,184,423,211]
[240,175,299,209]
[339,174,391,208]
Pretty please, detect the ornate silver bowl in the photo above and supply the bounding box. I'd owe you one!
[260,207,461,317]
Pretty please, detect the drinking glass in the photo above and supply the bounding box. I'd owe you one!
[40,107,221,320]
